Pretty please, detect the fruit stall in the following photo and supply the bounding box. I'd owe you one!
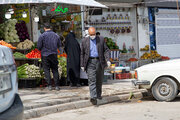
[107,45,170,80]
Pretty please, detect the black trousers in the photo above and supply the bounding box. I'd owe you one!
[42,54,59,86]
[87,59,104,99]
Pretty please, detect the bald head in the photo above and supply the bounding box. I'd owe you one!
[88,27,96,36]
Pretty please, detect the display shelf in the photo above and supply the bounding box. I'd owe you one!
[15,58,40,61]
[14,49,31,54]
[18,78,42,88]
[15,58,40,67]
[89,21,131,25]
[119,53,136,61]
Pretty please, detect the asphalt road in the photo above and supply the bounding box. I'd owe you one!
[29,96,180,120]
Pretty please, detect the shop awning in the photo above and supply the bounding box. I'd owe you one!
[56,0,107,8]
[0,0,107,8]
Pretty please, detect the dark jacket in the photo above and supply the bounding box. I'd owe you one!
[37,30,61,57]
[81,36,110,70]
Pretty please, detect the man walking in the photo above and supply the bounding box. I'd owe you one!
[81,27,111,105]
[37,23,61,91]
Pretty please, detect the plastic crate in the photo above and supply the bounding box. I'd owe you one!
[138,59,152,67]
[126,61,138,70]
[18,78,38,88]
[116,73,132,80]
[104,70,113,82]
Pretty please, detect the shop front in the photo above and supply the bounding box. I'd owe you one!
[145,0,180,59]
[86,0,172,81]
[0,1,106,88]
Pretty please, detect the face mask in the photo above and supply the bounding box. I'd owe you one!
[90,35,96,40]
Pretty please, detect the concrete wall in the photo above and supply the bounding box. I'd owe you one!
[88,7,138,57]
[137,6,150,57]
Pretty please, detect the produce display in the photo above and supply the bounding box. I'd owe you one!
[13,52,27,59]
[140,50,161,60]
[26,49,41,59]
[127,58,138,62]
[161,56,170,60]
[58,57,67,78]
[16,21,30,42]
[58,53,67,58]
[17,39,34,49]
[0,40,16,49]
[140,45,149,51]
[0,19,20,43]
[17,63,41,78]
[105,37,119,50]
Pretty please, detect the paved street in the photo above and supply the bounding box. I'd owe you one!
[29,96,180,120]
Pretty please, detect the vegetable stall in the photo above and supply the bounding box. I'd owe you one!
[0,16,68,87]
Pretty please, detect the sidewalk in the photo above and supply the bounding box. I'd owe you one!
[19,79,148,119]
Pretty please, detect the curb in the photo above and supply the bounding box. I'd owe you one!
[24,90,148,119]
[23,89,147,110]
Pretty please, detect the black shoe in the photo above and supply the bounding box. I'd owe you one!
[55,86,60,91]
[76,84,81,87]
[97,97,102,100]
[90,98,97,105]
[70,83,74,87]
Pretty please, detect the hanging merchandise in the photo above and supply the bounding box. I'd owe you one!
[34,15,39,22]
[22,11,27,18]
[121,27,125,33]
[127,27,131,33]
[5,12,11,19]
[16,21,30,42]
[115,28,120,34]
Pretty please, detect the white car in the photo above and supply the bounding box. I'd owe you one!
[0,45,23,120]
[132,59,180,101]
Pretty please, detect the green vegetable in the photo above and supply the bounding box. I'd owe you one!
[13,52,27,59]
[105,37,119,50]
[17,63,41,79]
[58,57,67,78]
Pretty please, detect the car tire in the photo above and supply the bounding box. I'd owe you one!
[152,77,178,102]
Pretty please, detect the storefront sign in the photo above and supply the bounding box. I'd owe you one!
[51,5,68,14]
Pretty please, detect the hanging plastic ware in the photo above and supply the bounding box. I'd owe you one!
[110,29,114,34]
[121,28,125,33]
[127,27,131,33]
[115,29,120,34]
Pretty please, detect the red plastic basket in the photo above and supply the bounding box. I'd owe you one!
[116,73,132,79]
